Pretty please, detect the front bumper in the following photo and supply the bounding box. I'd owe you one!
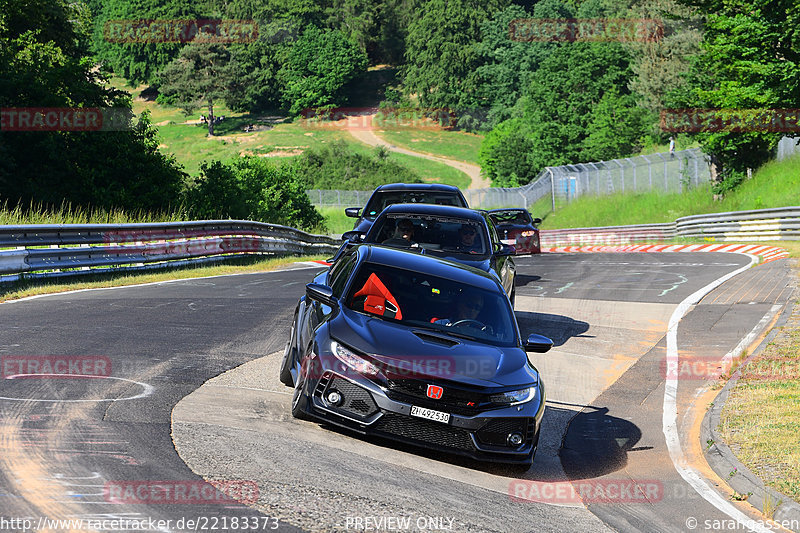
[301,370,544,464]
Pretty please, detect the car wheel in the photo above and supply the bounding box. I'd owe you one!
[279,311,298,387]
[291,352,313,420]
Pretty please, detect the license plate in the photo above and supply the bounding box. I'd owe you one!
[410,405,450,424]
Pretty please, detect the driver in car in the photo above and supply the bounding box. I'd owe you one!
[382,218,417,247]
[431,292,484,327]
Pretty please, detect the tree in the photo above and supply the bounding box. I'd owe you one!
[0,0,186,212]
[279,26,367,114]
[185,157,323,230]
[91,0,201,85]
[473,1,572,129]
[671,0,800,195]
[582,89,650,162]
[158,43,244,135]
[402,0,508,115]
[478,118,537,187]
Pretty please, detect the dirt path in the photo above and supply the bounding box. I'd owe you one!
[345,114,490,190]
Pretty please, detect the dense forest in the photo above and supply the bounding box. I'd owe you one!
[1,0,798,223]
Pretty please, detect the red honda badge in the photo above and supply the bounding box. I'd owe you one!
[426,384,443,399]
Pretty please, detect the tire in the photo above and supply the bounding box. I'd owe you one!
[279,310,299,387]
[279,341,295,387]
[291,354,313,420]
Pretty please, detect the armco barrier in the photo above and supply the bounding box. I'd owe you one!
[0,220,340,282]
[541,206,800,246]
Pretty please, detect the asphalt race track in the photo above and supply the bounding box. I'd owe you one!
[0,253,795,533]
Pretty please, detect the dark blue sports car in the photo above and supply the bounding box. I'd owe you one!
[280,244,553,466]
[334,203,517,305]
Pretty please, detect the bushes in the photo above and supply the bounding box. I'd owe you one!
[292,140,422,190]
[185,157,322,231]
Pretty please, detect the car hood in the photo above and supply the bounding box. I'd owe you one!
[331,309,534,388]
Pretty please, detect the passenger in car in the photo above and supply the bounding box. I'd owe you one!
[454,224,481,253]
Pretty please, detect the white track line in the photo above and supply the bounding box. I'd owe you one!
[663,253,776,532]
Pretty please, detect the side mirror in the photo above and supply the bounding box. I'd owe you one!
[524,334,553,353]
[342,230,364,243]
[345,207,361,218]
[532,217,542,225]
[495,243,516,256]
[306,283,337,307]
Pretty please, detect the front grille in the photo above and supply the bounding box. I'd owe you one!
[476,418,529,447]
[323,376,379,418]
[385,379,488,416]
[373,413,475,451]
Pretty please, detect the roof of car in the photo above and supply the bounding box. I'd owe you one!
[378,203,485,221]
[373,183,463,193]
[356,244,501,292]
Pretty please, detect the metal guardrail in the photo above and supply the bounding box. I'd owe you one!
[2,206,796,282]
[0,220,340,282]
[540,207,800,246]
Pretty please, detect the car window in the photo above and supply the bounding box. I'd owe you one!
[363,191,466,219]
[367,213,489,255]
[492,210,531,226]
[328,251,357,297]
[484,216,500,248]
[345,262,516,346]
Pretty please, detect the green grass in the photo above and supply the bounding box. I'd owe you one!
[376,128,484,165]
[0,200,188,225]
[719,304,800,501]
[317,206,355,235]
[539,154,800,229]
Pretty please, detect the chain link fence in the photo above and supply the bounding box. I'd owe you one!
[778,136,800,161]
[308,148,709,212]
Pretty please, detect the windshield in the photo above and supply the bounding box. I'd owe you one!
[363,191,466,219]
[345,262,516,346]
[491,210,531,226]
[366,213,489,255]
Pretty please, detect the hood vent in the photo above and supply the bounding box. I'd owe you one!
[411,330,461,347]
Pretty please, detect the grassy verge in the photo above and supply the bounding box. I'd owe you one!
[0,200,187,224]
[0,255,327,303]
[317,206,355,235]
[718,292,800,501]
[538,154,800,229]
[375,128,484,165]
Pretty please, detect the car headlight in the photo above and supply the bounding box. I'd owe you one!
[520,230,536,237]
[331,340,380,377]
[489,385,537,406]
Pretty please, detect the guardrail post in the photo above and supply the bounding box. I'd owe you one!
[547,168,555,212]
